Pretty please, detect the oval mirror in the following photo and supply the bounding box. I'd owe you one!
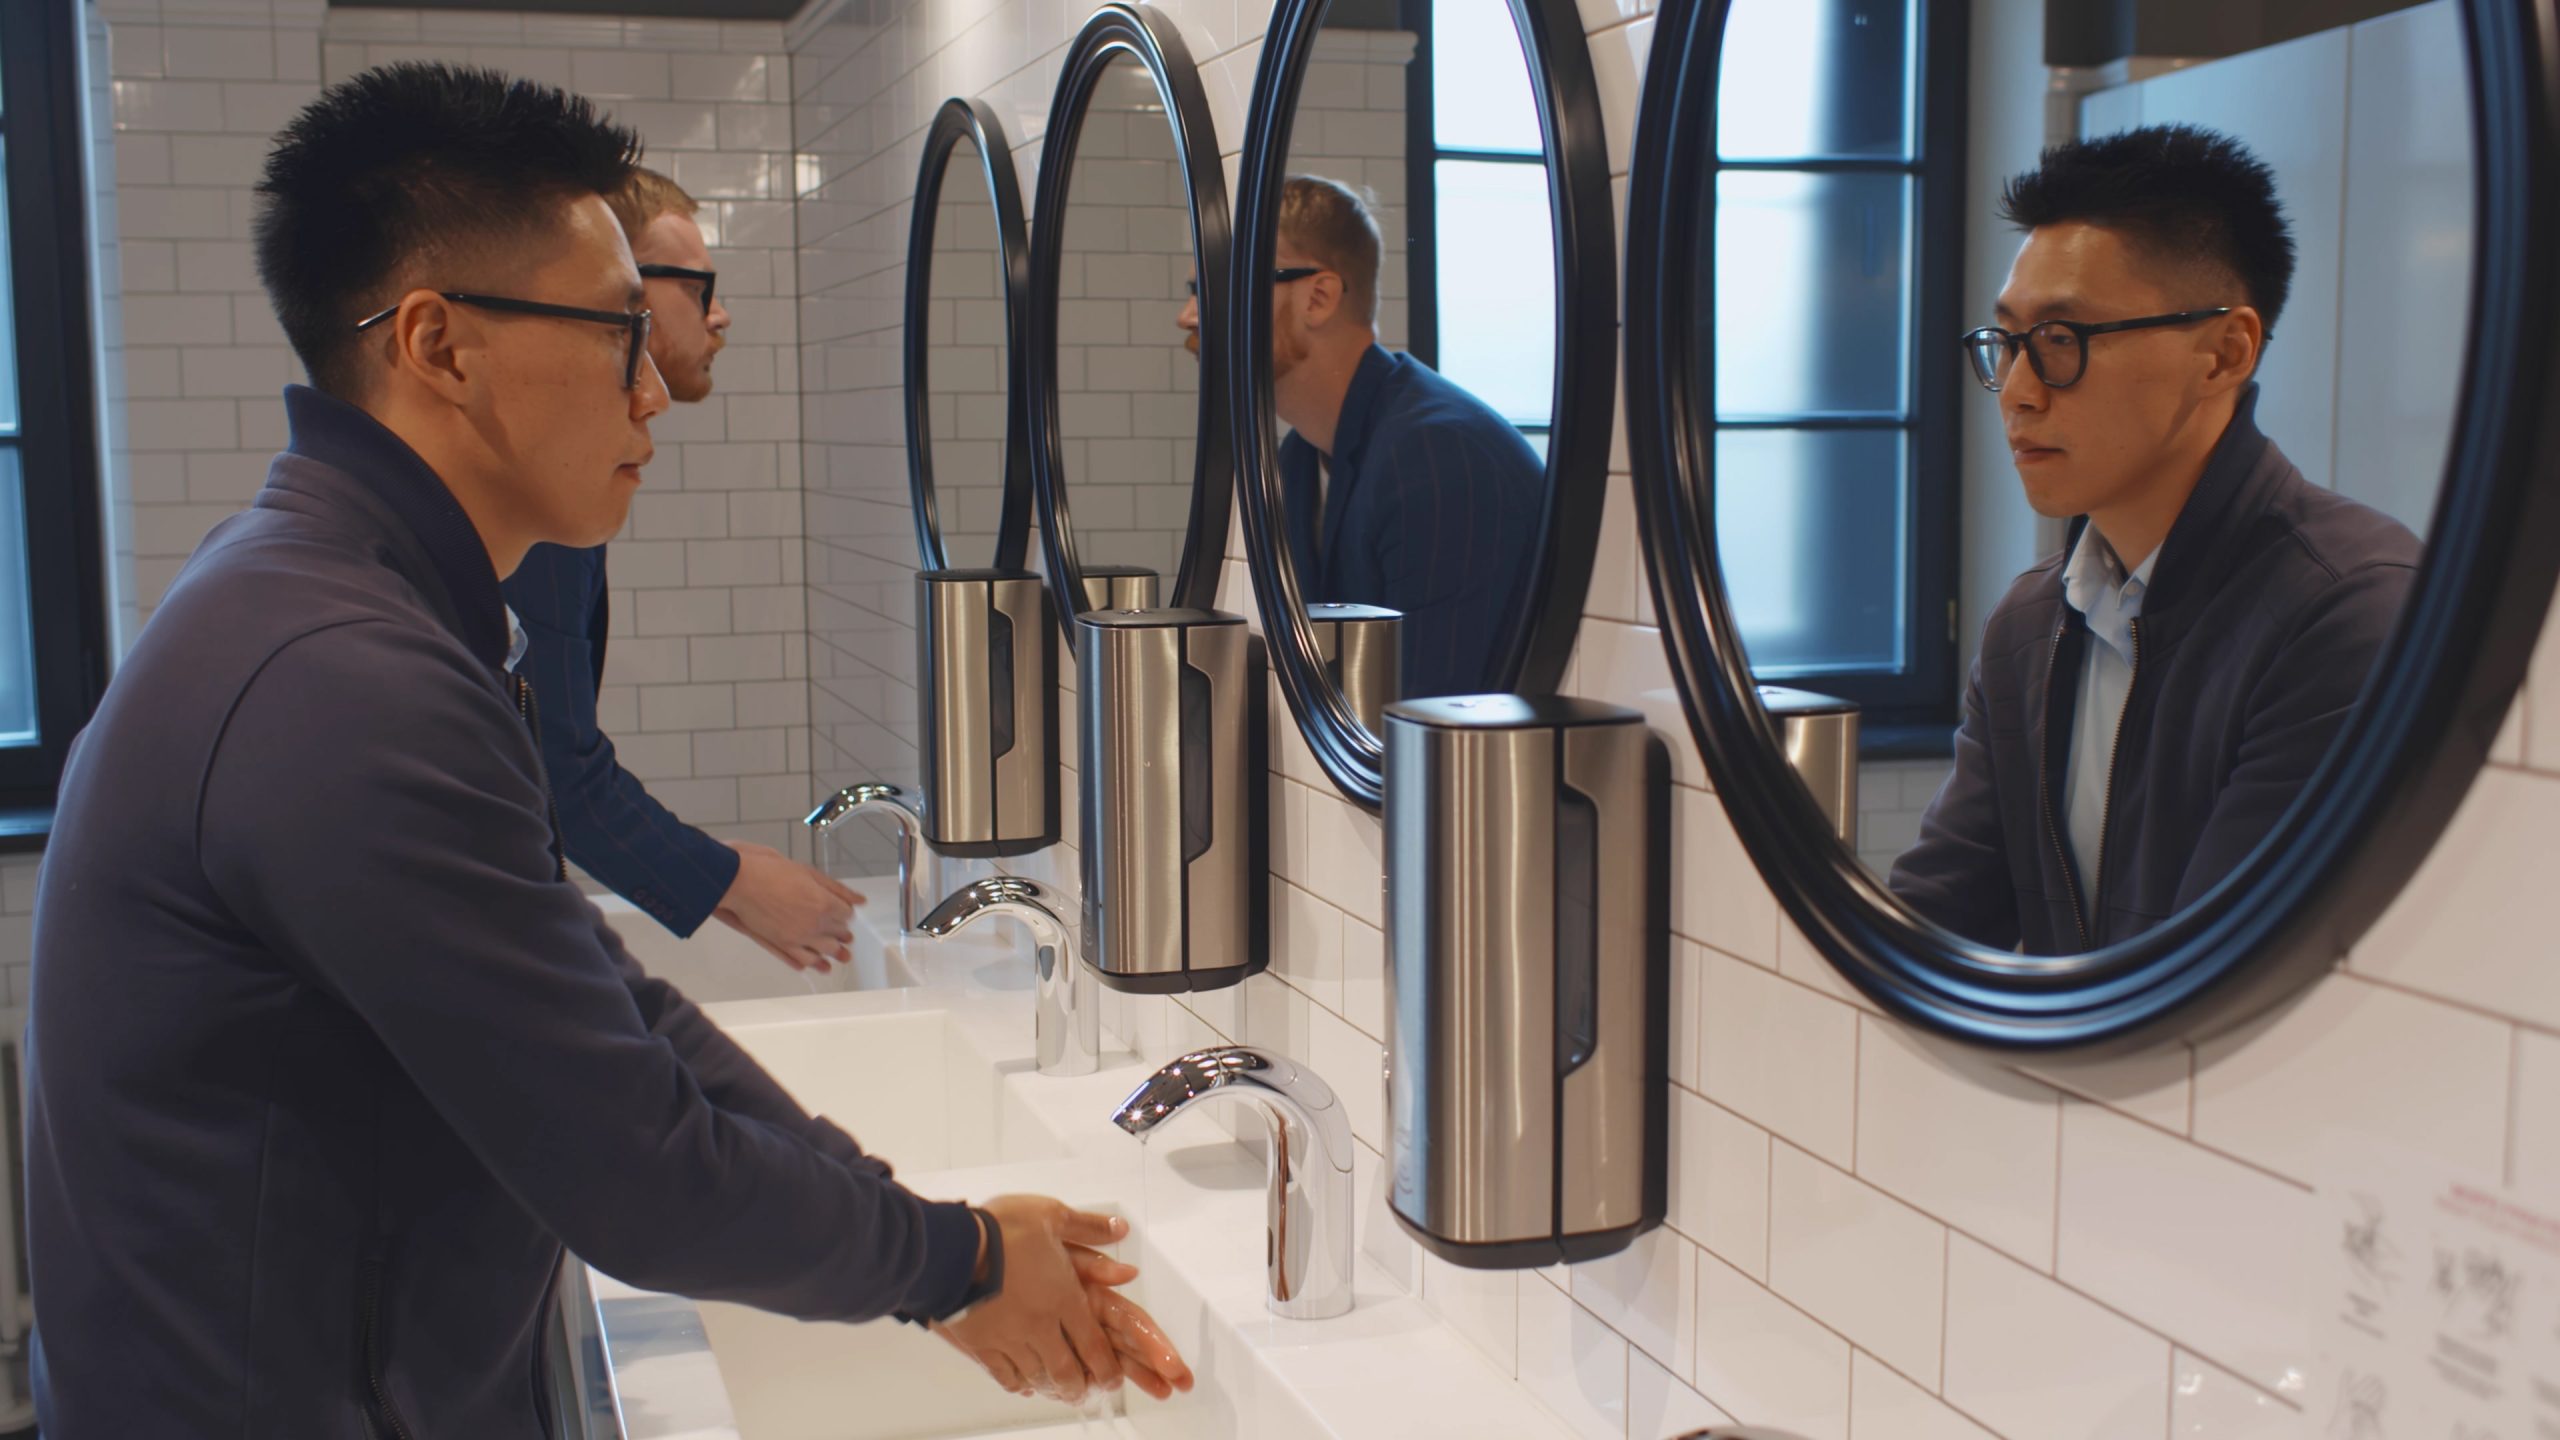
[1627,0,2560,1047]
[1232,0,1617,807]
[908,97,1033,571]
[1027,3,1232,646]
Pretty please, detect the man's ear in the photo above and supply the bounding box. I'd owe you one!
[387,292,478,406]
[1302,270,1346,329]
[2206,306,2265,393]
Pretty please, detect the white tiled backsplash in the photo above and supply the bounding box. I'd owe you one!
[88,0,818,867]
[21,0,2559,1436]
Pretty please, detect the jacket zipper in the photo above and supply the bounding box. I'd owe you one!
[2038,617,2092,949]
[2089,618,2143,927]
[359,1255,417,1440]
[516,673,568,882]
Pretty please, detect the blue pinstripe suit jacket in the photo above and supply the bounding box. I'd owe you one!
[1281,344,1546,699]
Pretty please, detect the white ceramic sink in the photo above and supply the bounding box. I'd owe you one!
[579,917,1577,1440]
[591,875,924,1003]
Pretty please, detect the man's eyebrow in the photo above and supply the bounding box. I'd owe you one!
[1992,295,2086,324]
[626,282,647,309]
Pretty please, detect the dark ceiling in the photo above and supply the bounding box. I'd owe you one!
[330,0,806,19]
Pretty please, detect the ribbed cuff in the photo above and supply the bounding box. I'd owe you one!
[894,1199,987,1325]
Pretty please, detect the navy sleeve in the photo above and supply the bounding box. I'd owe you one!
[504,543,741,937]
[196,619,979,1324]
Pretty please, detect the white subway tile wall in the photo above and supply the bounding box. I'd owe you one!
[20,0,2550,1435]
[88,1,814,873]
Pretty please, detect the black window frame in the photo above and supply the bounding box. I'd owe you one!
[0,0,112,833]
[1707,0,1970,736]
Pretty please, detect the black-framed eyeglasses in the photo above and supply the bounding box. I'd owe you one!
[1184,267,1323,298]
[638,264,718,318]
[1960,307,2233,392]
[355,292,656,390]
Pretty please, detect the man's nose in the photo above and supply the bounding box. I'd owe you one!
[1176,298,1198,330]
[708,298,732,336]
[632,350,672,421]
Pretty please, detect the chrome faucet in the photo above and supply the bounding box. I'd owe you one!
[805,783,939,935]
[1112,1046,1353,1320]
[917,877,1099,1077]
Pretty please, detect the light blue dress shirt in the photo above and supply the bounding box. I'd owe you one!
[2059,527,2157,903]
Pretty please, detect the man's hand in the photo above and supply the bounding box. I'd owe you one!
[713,841,860,972]
[932,1197,1148,1405]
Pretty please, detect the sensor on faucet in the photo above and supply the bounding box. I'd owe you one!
[1112,1046,1353,1319]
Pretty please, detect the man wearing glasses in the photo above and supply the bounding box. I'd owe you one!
[1890,125,2420,954]
[503,167,863,975]
[1175,177,1545,699]
[27,65,1185,1436]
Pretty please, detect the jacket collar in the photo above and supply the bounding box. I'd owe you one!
[1318,344,1400,556]
[281,384,513,671]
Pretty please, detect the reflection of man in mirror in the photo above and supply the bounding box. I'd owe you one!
[504,168,866,972]
[1181,177,1544,698]
[1890,126,2420,953]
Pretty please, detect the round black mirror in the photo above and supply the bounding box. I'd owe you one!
[1027,2,1233,649]
[1626,0,2560,1049]
[1231,0,1617,808]
[907,97,1034,572]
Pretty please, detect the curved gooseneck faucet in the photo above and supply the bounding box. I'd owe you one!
[1112,1046,1354,1319]
[917,877,1099,1078]
[805,783,940,935]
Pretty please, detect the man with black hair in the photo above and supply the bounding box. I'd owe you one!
[1890,124,2420,953]
[26,64,1186,1436]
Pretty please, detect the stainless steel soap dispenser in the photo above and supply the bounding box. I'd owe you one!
[916,569,1059,856]
[1076,608,1268,993]
[1381,695,1668,1268]
[1756,684,1859,848]
[1305,602,1401,734]
[1076,564,1160,614]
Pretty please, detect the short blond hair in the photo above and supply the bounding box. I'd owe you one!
[604,165,697,242]
[1279,175,1381,326]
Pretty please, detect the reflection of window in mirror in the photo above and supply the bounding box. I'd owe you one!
[1723,0,2464,953]
[1263,0,1556,700]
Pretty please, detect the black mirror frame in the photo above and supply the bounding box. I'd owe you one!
[1624,0,2560,1052]
[1232,0,1617,810]
[907,97,1036,572]
[1027,2,1233,649]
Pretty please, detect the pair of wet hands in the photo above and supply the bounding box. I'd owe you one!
[933,1207,1198,1408]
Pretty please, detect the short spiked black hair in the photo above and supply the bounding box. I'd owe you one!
[254,63,642,397]
[1999,124,2295,345]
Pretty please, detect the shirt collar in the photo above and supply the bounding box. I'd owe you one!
[283,384,514,671]
[2061,525,2157,654]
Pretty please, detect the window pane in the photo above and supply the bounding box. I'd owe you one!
[0,449,37,744]
[1717,0,1912,161]
[0,146,16,437]
[1433,159,1553,427]
[1712,170,1909,418]
[1715,428,1905,676]
[1432,0,1542,156]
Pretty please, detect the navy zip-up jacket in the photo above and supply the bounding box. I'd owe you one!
[1889,387,2422,952]
[1281,344,1545,699]
[27,387,979,1438]
[503,542,741,936]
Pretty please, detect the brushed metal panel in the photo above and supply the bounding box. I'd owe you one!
[1386,716,1557,1247]
[921,575,994,845]
[1308,603,1402,736]
[1179,619,1256,970]
[1081,621,1187,980]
